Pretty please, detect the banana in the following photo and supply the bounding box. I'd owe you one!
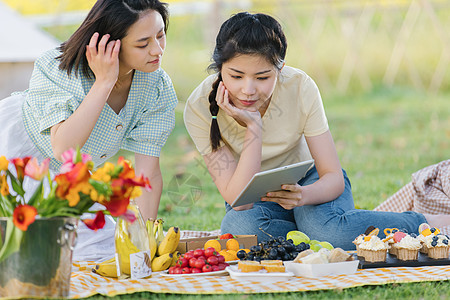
[146,219,158,260]
[92,258,118,278]
[157,226,180,256]
[155,219,165,246]
[171,250,181,267]
[151,252,173,272]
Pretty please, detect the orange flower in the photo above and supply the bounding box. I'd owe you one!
[24,157,50,181]
[82,211,106,231]
[55,162,92,206]
[117,157,135,180]
[11,157,31,181]
[0,174,9,196]
[13,204,38,231]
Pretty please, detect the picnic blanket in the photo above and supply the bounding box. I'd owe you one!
[67,262,449,298]
[375,159,450,235]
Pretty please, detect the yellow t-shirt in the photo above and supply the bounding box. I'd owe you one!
[183,66,329,171]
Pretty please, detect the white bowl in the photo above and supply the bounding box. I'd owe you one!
[284,260,359,278]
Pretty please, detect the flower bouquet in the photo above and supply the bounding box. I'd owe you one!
[0,148,150,298]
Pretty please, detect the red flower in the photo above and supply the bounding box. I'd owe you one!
[13,204,37,231]
[102,193,130,217]
[11,157,31,181]
[82,211,106,231]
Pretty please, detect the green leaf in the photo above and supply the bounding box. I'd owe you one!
[6,170,25,199]
[0,218,24,263]
[27,180,44,207]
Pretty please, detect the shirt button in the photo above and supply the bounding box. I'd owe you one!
[100,154,107,159]
[115,124,123,131]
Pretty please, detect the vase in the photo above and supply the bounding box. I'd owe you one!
[0,217,78,298]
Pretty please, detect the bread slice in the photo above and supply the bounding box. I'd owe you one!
[293,249,314,263]
[328,248,353,263]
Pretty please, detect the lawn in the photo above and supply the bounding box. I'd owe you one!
[5,0,449,298]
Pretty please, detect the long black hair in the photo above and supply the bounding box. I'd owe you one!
[208,12,287,151]
[58,0,169,78]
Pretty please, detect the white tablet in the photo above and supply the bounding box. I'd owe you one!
[230,159,315,208]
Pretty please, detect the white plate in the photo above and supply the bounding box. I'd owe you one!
[226,260,239,265]
[225,266,294,282]
[160,269,228,277]
[284,260,359,278]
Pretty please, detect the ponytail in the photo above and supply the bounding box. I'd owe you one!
[209,74,222,151]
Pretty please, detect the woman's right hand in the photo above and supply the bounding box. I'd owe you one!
[216,82,262,128]
[85,32,121,86]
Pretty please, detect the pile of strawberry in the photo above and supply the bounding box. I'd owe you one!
[168,247,230,274]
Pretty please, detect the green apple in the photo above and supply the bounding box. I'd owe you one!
[309,239,319,245]
[318,241,334,250]
[286,230,310,245]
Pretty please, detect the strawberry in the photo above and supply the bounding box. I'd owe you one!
[219,233,234,239]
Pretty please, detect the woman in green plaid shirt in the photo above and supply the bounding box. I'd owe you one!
[0,0,177,261]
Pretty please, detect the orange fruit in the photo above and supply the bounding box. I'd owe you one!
[226,238,240,251]
[226,250,238,260]
[238,248,250,253]
[204,239,221,252]
[219,250,235,262]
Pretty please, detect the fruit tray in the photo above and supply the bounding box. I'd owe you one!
[357,252,450,269]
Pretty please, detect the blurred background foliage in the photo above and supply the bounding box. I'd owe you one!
[2,0,449,228]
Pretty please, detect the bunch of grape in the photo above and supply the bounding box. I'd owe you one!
[236,236,310,261]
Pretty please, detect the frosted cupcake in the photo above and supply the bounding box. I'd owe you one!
[418,223,441,254]
[359,236,388,262]
[424,235,449,259]
[352,234,366,257]
[383,228,399,256]
[392,234,422,261]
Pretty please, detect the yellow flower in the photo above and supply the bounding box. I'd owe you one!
[1,174,9,196]
[0,156,9,171]
[130,186,142,199]
[91,163,114,182]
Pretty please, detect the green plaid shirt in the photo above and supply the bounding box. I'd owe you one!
[22,49,177,171]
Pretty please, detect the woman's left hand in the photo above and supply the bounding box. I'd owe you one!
[261,184,304,210]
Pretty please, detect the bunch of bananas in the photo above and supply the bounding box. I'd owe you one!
[93,218,181,278]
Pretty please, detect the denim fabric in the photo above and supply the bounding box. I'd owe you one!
[221,166,427,250]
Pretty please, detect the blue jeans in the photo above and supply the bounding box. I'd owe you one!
[221,167,427,250]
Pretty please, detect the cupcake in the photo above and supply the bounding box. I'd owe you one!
[418,223,441,254]
[392,234,422,261]
[383,228,399,256]
[358,236,388,262]
[352,234,365,257]
[353,226,380,257]
[424,235,449,259]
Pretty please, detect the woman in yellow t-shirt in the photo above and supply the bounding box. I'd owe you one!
[184,12,446,250]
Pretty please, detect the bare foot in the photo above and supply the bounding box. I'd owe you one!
[423,214,450,228]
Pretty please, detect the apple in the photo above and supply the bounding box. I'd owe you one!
[286,230,310,245]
